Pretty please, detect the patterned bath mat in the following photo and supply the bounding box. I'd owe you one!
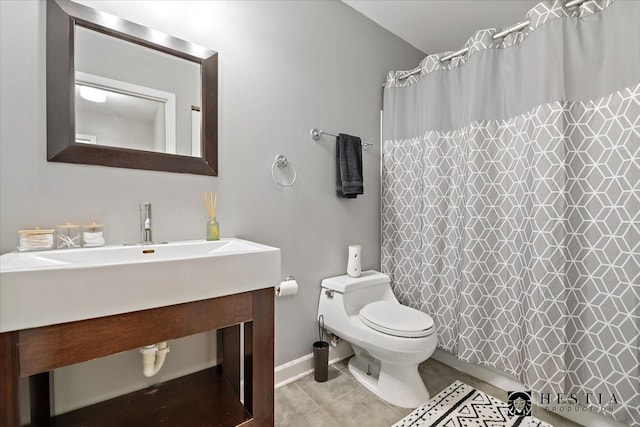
[392,381,552,427]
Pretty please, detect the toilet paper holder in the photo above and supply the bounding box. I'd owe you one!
[275,275,298,297]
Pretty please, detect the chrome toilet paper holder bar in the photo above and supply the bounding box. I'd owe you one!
[275,275,297,296]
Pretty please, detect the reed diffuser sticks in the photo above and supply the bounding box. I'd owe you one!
[201,192,217,219]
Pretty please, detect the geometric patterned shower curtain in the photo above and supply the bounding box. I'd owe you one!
[381,1,639,425]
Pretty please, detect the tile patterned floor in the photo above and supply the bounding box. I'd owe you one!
[275,357,583,427]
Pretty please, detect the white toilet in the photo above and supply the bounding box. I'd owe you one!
[318,270,438,408]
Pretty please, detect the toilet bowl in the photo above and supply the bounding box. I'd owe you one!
[317,270,438,408]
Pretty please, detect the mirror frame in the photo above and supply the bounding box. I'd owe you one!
[47,0,218,176]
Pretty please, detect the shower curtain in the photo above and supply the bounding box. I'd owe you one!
[381,0,639,425]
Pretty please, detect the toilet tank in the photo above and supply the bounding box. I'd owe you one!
[320,270,396,316]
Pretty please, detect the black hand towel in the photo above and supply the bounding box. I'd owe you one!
[336,133,364,198]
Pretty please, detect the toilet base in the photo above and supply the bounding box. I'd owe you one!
[348,353,430,408]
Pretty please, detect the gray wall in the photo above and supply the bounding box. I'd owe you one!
[0,0,423,417]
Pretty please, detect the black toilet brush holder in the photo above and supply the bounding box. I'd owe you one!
[313,315,329,382]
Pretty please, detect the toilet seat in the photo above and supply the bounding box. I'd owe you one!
[359,301,434,338]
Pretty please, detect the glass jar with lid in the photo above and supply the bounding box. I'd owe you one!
[17,227,55,251]
[56,223,81,249]
[82,222,105,247]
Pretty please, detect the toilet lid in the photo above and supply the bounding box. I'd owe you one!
[359,301,434,338]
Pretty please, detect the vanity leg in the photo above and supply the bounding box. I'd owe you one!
[222,324,241,398]
[244,321,253,413]
[250,288,274,426]
[0,332,20,427]
[29,372,51,426]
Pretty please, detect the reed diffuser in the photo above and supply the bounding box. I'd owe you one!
[201,192,220,241]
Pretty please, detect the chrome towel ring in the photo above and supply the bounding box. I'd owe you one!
[271,154,297,187]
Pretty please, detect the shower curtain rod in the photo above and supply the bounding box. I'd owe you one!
[390,0,588,83]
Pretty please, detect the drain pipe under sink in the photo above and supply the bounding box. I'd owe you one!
[140,342,170,377]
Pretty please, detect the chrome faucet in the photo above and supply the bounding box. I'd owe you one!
[140,203,153,244]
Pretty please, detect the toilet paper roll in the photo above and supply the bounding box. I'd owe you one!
[275,279,298,297]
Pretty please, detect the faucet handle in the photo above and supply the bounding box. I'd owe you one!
[140,203,153,244]
[144,204,151,224]
[141,202,152,216]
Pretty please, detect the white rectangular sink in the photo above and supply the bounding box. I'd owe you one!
[0,238,281,332]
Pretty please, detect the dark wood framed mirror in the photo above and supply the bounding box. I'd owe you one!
[47,0,218,176]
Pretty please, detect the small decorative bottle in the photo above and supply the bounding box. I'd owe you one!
[207,217,220,241]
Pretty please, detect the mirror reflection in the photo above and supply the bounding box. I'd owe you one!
[74,26,201,157]
[75,75,173,153]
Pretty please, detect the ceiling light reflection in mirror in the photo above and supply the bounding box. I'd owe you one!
[79,86,107,103]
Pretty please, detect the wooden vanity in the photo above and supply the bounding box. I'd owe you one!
[0,287,274,426]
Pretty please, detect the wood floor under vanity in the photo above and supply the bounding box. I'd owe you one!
[0,288,274,427]
[37,367,251,426]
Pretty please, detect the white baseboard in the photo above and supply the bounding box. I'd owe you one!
[432,349,628,427]
[275,341,353,389]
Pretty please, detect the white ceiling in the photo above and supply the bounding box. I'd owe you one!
[343,0,540,55]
